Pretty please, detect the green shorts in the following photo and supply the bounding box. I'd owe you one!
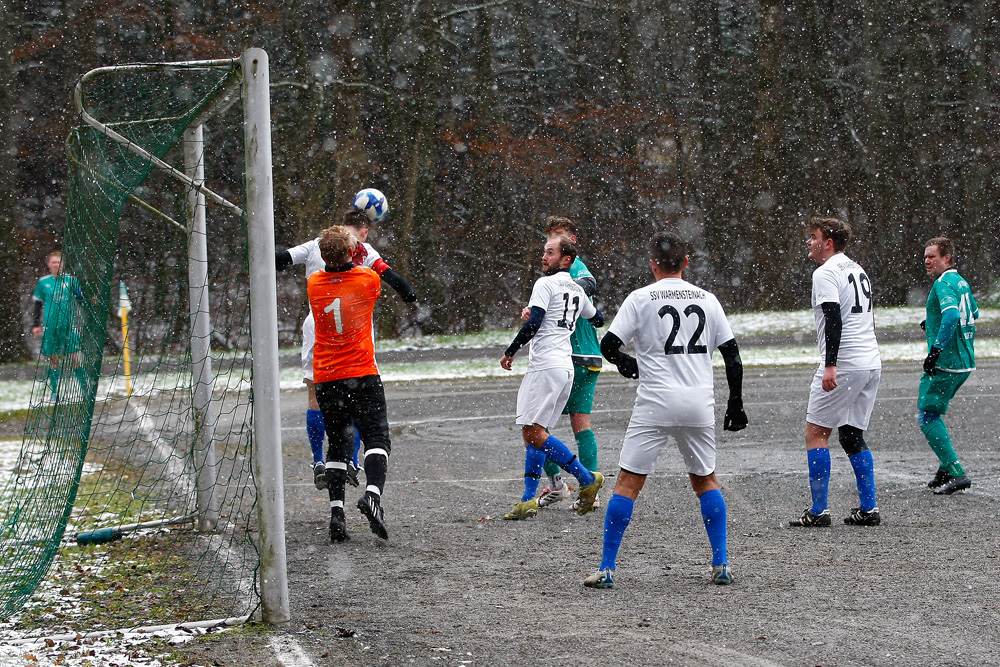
[562,365,599,415]
[918,371,970,416]
[40,325,81,357]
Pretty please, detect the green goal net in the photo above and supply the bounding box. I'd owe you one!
[0,54,280,631]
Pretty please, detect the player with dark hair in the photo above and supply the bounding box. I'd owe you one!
[919,237,977,495]
[530,216,605,511]
[500,236,606,520]
[276,207,415,490]
[32,251,89,402]
[584,231,747,588]
[790,217,882,528]
[308,225,392,542]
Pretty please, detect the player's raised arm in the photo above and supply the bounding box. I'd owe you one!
[717,338,747,431]
[374,263,417,303]
[275,249,294,271]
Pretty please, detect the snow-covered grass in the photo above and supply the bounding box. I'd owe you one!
[6,306,1000,414]
[372,305,1000,353]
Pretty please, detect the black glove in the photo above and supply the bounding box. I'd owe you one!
[920,320,926,331]
[923,347,942,375]
[616,356,639,379]
[724,397,748,431]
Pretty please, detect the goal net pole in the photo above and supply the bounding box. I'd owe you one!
[183,123,221,533]
[241,48,289,626]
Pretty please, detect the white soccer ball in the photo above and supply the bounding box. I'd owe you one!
[352,188,389,223]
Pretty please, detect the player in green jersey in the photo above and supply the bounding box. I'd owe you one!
[532,217,604,510]
[919,237,977,495]
[31,251,89,402]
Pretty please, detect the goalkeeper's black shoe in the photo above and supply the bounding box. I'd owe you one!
[933,475,972,495]
[357,493,388,540]
[330,507,349,543]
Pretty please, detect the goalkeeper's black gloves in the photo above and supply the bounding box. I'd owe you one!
[923,346,942,376]
[920,319,926,331]
[724,397,748,431]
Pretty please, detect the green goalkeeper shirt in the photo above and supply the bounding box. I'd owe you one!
[33,274,82,330]
[570,256,602,369]
[925,268,978,372]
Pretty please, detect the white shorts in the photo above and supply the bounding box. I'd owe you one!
[300,311,315,382]
[619,423,717,477]
[806,368,881,430]
[515,367,573,429]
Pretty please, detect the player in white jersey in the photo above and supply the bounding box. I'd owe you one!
[276,209,416,490]
[789,217,882,529]
[584,231,747,589]
[499,236,607,521]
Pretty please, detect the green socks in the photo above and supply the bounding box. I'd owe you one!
[921,419,965,478]
[575,429,598,472]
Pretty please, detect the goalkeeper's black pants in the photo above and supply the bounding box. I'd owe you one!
[315,374,391,500]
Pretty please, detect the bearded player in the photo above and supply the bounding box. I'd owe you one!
[532,216,605,511]
[500,236,606,521]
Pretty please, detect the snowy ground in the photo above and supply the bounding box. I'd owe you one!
[0,305,997,666]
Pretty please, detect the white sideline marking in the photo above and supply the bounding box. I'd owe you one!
[281,391,998,433]
[270,636,317,667]
[673,641,783,666]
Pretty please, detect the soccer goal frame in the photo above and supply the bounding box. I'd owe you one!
[71,48,288,626]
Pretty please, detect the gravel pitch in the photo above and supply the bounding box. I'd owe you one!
[168,361,1000,665]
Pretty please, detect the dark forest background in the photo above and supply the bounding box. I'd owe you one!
[1,0,999,360]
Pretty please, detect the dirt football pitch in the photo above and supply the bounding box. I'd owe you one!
[175,360,1000,666]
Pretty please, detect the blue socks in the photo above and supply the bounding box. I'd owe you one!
[306,409,325,465]
[522,446,547,501]
[540,436,595,487]
[352,426,362,468]
[807,447,831,515]
[599,494,634,571]
[699,489,728,566]
[849,449,877,512]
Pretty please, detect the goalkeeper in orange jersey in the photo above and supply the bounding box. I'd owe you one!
[308,225,392,543]
[276,208,415,491]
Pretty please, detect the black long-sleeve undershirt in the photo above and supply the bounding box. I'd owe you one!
[718,338,743,400]
[382,268,417,302]
[821,302,842,367]
[505,306,545,357]
[600,332,639,379]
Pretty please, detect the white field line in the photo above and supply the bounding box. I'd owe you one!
[269,636,318,667]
